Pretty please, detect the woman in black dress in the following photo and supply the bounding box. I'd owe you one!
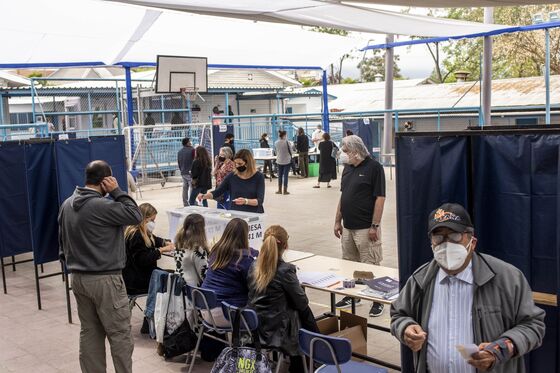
[314,132,337,188]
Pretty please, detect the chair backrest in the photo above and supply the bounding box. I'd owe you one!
[184,284,219,310]
[299,328,352,367]
[221,302,259,331]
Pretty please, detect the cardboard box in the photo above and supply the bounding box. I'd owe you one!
[317,311,368,357]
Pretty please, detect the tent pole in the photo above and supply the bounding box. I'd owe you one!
[546,28,551,124]
[125,66,134,126]
[482,7,493,126]
[321,70,330,133]
[383,34,394,164]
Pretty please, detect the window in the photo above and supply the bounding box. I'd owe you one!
[515,117,538,125]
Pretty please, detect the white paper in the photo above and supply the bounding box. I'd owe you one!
[297,272,345,288]
[456,344,479,360]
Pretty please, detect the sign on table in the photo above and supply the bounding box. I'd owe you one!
[167,206,265,250]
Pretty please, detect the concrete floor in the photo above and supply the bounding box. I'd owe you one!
[0,166,401,372]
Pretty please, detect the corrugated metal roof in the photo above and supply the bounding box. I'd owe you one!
[322,76,560,112]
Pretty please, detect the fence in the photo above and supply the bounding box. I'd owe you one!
[122,123,213,187]
[0,123,49,141]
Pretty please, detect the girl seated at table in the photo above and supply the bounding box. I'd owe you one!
[248,225,319,372]
[123,203,175,295]
[201,218,258,327]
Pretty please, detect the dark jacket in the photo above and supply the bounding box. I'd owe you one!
[391,252,546,373]
[248,260,312,356]
[58,187,142,273]
[296,134,309,153]
[191,159,212,189]
[177,145,195,175]
[122,230,166,295]
[259,138,270,148]
[202,248,258,307]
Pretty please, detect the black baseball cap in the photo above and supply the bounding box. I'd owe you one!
[428,203,473,234]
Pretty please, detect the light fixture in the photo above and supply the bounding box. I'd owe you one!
[532,13,544,24]
[549,11,559,22]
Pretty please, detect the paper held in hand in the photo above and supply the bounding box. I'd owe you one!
[456,344,479,360]
[297,272,345,288]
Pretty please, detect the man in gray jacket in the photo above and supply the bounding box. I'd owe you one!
[391,203,545,373]
[59,160,142,373]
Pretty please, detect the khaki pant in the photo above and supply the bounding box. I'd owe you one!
[341,227,383,265]
[72,273,134,373]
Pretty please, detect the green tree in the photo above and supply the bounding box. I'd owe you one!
[428,5,560,82]
[358,49,403,82]
[309,27,354,84]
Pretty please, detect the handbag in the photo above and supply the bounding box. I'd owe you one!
[162,286,197,358]
[210,308,272,373]
[330,141,340,159]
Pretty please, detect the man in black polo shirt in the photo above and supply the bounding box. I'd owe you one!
[334,135,386,316]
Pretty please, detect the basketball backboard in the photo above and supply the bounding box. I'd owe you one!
[155,55,208,94]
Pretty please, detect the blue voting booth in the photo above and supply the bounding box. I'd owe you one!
[342,118,381,159]
[395,127,560,373]
[0,136,127,310]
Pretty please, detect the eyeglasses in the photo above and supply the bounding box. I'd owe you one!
[431,232,463,245]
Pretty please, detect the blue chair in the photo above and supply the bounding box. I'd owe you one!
[184,285,232,373]
[220,301,259,334]
[299,329,388,373]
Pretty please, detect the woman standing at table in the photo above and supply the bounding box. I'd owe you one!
[274,130,292,195]
[189,146,212,207]
[198,149,265,213]
[259,133,275,178]
[313,132,337,188]
[213,146,235,209]
[248,225,318,372]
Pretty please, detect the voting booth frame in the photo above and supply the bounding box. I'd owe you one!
[0,135,128,322]
[395,125,560,373]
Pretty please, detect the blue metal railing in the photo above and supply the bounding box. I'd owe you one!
[0,123,49,141]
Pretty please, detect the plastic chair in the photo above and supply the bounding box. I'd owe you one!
[184,285,232,373]
[299,329,388,373]
[127,293,148,312]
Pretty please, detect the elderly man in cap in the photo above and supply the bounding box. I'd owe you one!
[391,203,545,373]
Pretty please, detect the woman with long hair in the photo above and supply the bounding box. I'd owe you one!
[123,203,175,295]
[314,132,337,188]
[174,213,209,288]
[213,146,235,209]
[248,225,318,372]
[201,218,258,327]
[199,149,265,213]
[296,127,309,178]
[189,146,212,207]
[274,130,292,195]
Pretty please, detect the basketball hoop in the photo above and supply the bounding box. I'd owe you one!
[180,87,199,102]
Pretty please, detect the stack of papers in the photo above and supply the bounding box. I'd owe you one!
[358,276,400,300]
[297,272,345,288]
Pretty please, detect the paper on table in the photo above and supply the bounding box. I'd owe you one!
[456,344,479,359]
[297,271,345,288]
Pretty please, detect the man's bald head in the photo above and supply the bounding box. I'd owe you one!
[85,160,112,186]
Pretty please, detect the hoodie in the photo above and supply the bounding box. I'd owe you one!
[58,186,142,273]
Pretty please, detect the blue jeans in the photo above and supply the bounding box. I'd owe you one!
[189,187,208,207]
[278,164,290,189]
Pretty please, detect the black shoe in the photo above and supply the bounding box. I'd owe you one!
[369,302,384,317]
[335,296,361,309]
[141,317,149,334]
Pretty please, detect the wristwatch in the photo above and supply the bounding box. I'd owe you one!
[370,223,380,229]
[244,198,249,205]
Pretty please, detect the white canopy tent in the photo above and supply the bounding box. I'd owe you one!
[352,0,554,6]
[106,0,506,37]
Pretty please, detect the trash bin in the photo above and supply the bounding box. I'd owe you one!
[308,162,319,177]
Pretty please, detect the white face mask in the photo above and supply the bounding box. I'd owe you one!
[433,238,472,271]
[339,151,350,164]
[146,221,156,232]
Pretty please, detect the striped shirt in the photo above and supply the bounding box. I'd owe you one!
[427,261,475,373]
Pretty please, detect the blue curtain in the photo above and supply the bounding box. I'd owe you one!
[25,142,59,265]
[0,142,32,258]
